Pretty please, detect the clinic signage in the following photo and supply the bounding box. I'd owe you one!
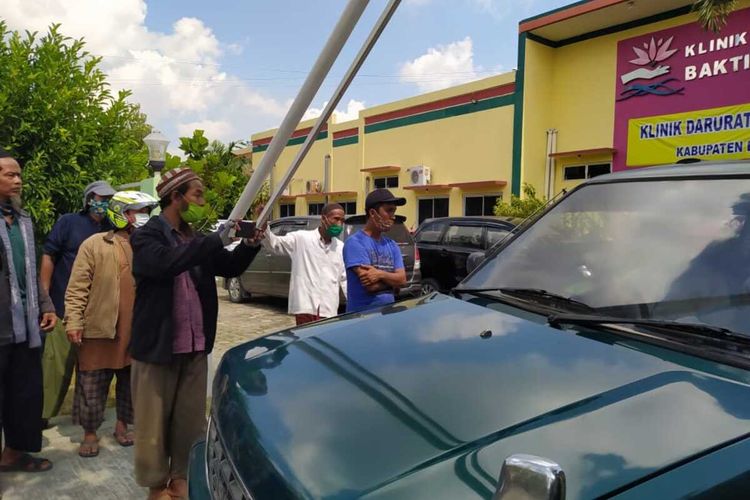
[613,7,750,170]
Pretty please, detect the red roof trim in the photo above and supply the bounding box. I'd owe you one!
[365,83,516,126]
[333,128,358,140]
[254,124,329,146]
[519,0,627,33]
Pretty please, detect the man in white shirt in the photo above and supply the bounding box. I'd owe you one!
[262,203,347,325]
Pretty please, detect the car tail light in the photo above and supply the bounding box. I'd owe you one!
[414,246,421,270]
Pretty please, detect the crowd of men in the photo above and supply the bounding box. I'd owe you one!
[0,148,407,499]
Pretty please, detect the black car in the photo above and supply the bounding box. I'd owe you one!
[415,216,519,293]
[225,214,422,302]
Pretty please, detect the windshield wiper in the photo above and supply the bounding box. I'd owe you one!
[548,313,749,344]
[454,287,596,314]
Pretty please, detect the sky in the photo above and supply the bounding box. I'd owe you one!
[1,0,572,155]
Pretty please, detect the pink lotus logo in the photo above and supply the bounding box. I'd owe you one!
[629,36,678,67]
[618,36,684,100]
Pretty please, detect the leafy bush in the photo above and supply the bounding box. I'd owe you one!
[0,22,150,237]
[494,183,547,219]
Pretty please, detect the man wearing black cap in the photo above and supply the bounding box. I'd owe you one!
[343,188,408,313]
[39,179,115,425]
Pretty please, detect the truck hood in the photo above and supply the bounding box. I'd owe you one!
[213,294,750,499]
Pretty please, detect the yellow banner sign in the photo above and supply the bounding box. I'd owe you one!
[626,103,750,166]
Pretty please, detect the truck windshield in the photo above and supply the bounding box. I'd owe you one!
[462,178,750,335]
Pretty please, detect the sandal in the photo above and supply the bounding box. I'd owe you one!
[78,439,100,458]
[113,430,134,447]
[0,453,53,472]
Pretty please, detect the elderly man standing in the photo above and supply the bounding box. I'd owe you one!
[0,148,57,473]
[130,167,262,500]
[262,202,347,325]
[39,179,115,425]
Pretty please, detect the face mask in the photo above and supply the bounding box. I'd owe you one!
[133,213,150,228]
[371,210,394,232]
[89,199,109,217]
[326,224,343,237]
[180,202,207,224]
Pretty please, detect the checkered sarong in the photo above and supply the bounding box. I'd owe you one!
[72,367,133,432]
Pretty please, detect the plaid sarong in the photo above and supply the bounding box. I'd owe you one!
[72,367,133,432]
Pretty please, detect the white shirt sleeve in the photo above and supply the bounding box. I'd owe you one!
[262,229,297,256]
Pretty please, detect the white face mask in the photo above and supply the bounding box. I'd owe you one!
[133,213,150,228]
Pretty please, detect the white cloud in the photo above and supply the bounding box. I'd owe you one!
[400,37,493,92]
[0,0,287,145]
[176,119,232,140]
[302,99,366,123]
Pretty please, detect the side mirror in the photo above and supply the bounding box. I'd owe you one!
[466,251,486,274]
[494,454,566,500]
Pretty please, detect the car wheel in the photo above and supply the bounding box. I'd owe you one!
[420,278,440,295]
[227,277,249,303]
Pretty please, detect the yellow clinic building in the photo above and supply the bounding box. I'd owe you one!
[251,0,750,227]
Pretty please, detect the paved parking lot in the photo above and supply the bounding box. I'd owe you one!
[0,288,295,499]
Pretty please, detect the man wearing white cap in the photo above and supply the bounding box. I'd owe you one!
[39,180,115,426]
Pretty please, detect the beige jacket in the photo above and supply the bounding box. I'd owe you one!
[64,231,133,339]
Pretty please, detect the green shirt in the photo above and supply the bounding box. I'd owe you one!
[7,217,26,305]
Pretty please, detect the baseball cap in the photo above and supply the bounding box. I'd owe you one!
[83,180,116,207]
[365,188,406,212]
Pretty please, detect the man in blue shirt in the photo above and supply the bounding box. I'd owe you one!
[39,180,114,424]
[344,189,407,313]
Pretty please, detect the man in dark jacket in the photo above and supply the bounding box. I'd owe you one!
[130,167,260,500]
[0,149,57,473]
[39,179,115,424]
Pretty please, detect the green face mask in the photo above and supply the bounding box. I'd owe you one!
[326,224,344,237]
[180,202,207,224]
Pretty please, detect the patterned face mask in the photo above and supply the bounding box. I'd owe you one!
[88,199,109,217]
[371,210,394,232]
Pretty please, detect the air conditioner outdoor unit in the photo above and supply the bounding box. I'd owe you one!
[306,179,322,193]
[407,166,431,186]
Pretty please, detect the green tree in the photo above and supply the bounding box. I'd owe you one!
[171,130,267,230]
[0,22,151,236]
[494,183,547,219]
[693,0,737,32]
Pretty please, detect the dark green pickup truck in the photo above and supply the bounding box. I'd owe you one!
[190,162,750,499]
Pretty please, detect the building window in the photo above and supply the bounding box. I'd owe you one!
[308,202,325,216]
[563,163,611,181]
[280,203,295,218]
[417,197,449,224]
[374,176,399,189]
[464,194,500,216]
[341,201,357,215]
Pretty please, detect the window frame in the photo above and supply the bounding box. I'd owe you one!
[340,200,357,215]
[279,203,296,218]
[417,196,450,224]
[563,162,612,181]
[373,175,399,189]
[463,193,502,216]
[308,202,325,216]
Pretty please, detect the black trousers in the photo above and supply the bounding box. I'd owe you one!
[0,342,43,452]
